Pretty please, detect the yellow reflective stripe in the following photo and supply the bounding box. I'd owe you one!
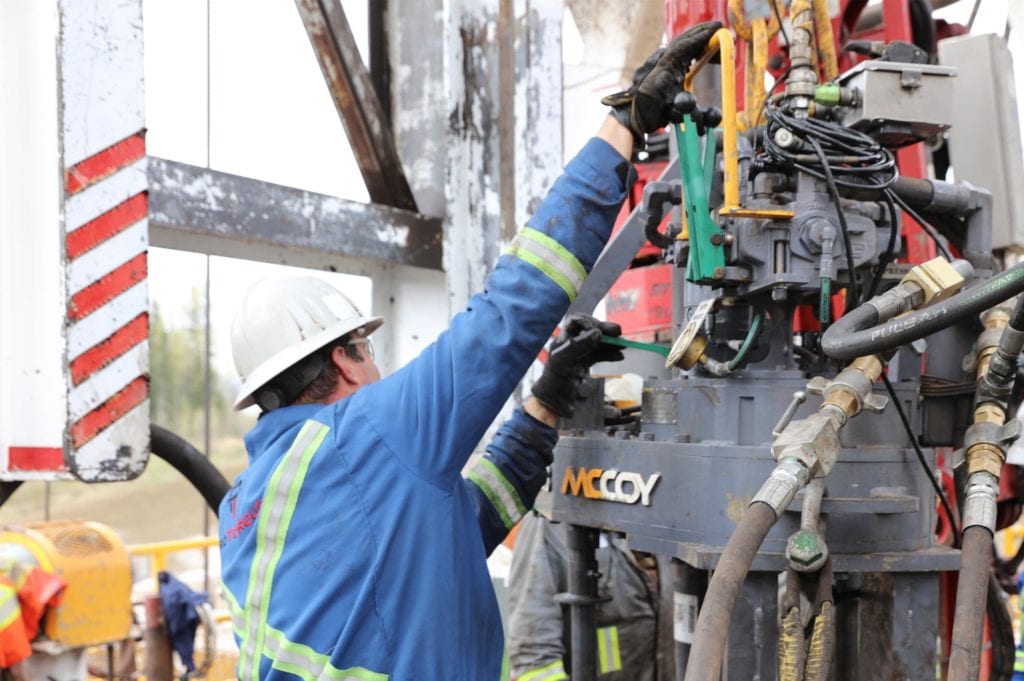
[509,227,587,301]
[1016,648,1024,672]
[519,659,568,681]
[264,625,388,680]
[597,626,621,674]
[0,587,19,631]
[221,581,243,637]
[468,458,526,530]
[238,420,330,681]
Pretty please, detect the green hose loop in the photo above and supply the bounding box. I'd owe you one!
[726,311,764,371]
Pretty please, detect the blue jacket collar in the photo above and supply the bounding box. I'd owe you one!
[244,403,325,462]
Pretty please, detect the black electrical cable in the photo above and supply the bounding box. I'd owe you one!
[888,190,954,262]
[770,0,790,47]
[880,371,960,548]
[865,193,901,302]
[807,136,860,307]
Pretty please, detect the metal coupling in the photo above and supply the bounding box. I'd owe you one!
[806,355,887,422]
[961,471,1000,533]
[771,411,843,477]
[963,415,1020,476]
[752,457,812,518]
[866,281,924,322]
[703,357,732,377]
[899,256,968,306]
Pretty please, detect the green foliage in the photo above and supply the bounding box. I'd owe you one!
[150,289,243,444]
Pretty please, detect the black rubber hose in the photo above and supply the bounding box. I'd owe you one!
[0,482,23,509]
[150,425,230,515]
[683,501,777,681]
[948,525,994,681]
[822,263,1024,360]
[988,571,1015,681]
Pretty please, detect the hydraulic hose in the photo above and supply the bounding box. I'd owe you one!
[150,425,230,515]
[948,525,994,681]
[683,501,777,681]
[822,263,1024,361]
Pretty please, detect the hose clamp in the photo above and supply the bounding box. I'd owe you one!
[963,419,1020,454]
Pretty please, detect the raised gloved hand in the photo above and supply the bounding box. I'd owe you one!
[531,315,625,418]
[601,21,723,145]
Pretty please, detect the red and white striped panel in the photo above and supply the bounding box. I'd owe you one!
[63,132,150,481]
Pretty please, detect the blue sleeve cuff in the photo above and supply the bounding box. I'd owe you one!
[568,137,637,200]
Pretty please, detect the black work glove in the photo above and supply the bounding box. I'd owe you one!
[601,21,722,145]
[531,315,625,418]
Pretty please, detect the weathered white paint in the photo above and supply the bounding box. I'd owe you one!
[68,343,148,422]
[68,219,148,295]
[64,158,148,231]
[0,1,68,474]
[71,401,150,481]
[67,281,148,361]
[59,0,145,166]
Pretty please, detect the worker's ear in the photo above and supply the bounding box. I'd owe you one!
[330,345,362,388]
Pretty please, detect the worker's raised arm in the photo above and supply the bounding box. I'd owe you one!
[353,22,721,488]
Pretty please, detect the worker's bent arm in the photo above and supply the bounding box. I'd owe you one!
[464,406,557,554]
[347,135,634,488]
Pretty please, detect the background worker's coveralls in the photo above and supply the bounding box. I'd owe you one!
[218,137,634,681]
[507,513,659,681]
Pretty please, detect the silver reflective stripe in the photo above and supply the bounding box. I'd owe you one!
[238,420,329,681]
[468,457,526,529]
[264,625,388,680]
[509,228,587,301]
[0,587,19,629]
[597,626,622,673]
[222,581,243,636]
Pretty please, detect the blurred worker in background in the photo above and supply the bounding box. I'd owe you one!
[218,20,720,681]
[508,512,671,681]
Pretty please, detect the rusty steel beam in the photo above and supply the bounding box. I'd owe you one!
[295,0,418,212]
[147,157,442,270]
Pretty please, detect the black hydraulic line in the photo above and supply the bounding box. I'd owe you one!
[555,524,602,681]
[865,193,901,302]
[683,501,777,681]
[988,571,1015,681]
[888,190,953,262]
[637,182,682,250]
[150,425,230,515]
[948,525,993,681]
[672,560,707,679]
[880,372,960,548]
[0,481,23,509]
[822,263,1024,361]
[808,137,860,306]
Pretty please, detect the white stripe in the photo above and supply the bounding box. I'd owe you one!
[67,281,148,360]
[67,218,147,295]
[71,400,149,479]
[65,158,147,232]
[68,343,148,422]
[471,461,524,527]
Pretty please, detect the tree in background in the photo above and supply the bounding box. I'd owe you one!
[150,289,245,444]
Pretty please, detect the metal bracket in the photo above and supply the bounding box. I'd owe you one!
[963,418,1022,452]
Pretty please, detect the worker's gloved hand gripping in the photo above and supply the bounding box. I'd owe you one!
[601,21,722,145]
[531,315,624,418]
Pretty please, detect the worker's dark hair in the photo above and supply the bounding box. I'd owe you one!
[292,335,366,405]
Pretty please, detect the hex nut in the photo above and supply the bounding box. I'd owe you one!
[901,256,966,306]
[787,529,828,572]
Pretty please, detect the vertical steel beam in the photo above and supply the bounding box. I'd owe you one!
[295,0,418,212]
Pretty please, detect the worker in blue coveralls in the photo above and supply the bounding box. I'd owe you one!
[218,20,721,681]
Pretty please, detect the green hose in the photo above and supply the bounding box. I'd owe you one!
[726,311,764,371]
[819,277,831,329]
[600,335,670,357]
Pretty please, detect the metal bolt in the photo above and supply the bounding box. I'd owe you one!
[739,269,751,280]
[786,528,828,572]
[723,233,735,245]
[709,233,724,246]
[772,286,788,302]
[774,128,797,149]
[713,266,726,279]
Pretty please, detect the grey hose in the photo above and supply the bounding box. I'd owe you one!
[822,263,1024,360]
[684,501,777,681]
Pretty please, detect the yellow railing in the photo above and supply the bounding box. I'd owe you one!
[129,536,219,585]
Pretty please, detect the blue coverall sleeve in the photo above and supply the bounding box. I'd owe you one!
[463,407,557,554]
[356,137,633,488]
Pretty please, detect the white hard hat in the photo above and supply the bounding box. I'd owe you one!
[231,276,383,410]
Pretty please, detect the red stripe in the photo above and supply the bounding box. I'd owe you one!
[65,133,146,195]
[69,314,149,386]
[68,253,147,322]
[70,377,148,448]
[8,447,66,472]
[66,193,147,260]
